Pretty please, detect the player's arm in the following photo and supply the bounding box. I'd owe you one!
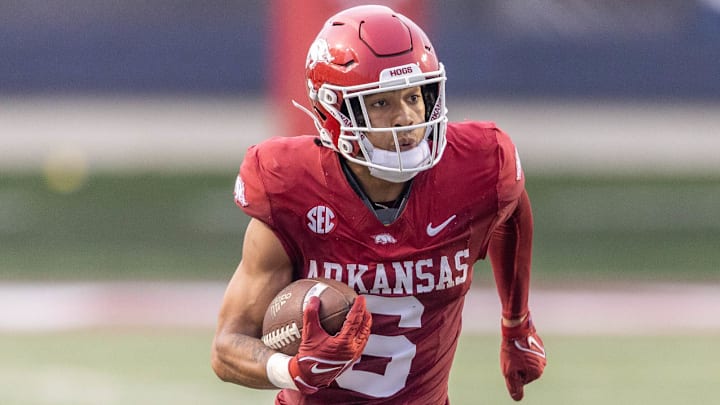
[211,217,294,389]
[488,188,533,323]
[488,189,546,401]
[211,218,372,394]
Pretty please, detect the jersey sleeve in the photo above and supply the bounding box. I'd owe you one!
[234,144,274,226]
[233,141,305,266]
[495,127,525,210]
[489,128,533,320]
[488,189,534,320]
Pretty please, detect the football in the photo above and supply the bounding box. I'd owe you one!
[261,277,357,356]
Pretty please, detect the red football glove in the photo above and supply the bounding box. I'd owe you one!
[288,295,372,394]
[500,312,547,401]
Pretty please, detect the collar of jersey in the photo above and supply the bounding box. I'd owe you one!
[339,156,413,226]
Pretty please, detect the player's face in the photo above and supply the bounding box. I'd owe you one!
[362,86,426,151]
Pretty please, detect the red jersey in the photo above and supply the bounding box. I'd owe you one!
[236,121,525,404]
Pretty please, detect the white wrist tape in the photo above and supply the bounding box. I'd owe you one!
[266,353,298,390]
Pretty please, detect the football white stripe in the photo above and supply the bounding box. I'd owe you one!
[302,282,328,311]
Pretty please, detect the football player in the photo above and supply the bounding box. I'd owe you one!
[212,4,546,403]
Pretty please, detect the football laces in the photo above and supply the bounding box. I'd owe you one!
[262,322,301,350]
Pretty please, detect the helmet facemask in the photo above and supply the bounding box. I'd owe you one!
[320,64,448,182]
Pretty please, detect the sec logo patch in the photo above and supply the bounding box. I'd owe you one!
[307,205,336,234]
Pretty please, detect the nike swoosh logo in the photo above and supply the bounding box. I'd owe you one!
[310,363,343,374]
[514,336,546,358]
[426,214,457,237]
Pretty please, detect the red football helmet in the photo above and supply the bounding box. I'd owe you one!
[294,5,447,179]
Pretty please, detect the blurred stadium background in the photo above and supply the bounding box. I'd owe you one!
[1,1,719,404]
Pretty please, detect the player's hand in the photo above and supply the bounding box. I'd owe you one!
[288,295,372,394]
[500,312,546,401]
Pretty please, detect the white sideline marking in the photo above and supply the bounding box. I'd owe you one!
[1,282,719,335]
[0,282,226,332]
[461,283,720,335]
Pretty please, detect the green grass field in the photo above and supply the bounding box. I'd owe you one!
[1,330,717,405]
[1,172,719,282]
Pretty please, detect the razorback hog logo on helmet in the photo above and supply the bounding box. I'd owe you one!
[306,38,333,69]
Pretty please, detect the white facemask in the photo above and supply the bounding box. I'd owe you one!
[366,139,432,183]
